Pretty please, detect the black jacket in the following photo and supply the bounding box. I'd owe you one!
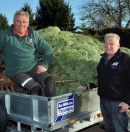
[97,49,130,104]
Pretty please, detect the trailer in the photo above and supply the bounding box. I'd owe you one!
[0,88,103,132]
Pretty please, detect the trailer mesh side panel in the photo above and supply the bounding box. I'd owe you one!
[10,96,32,121]
[5,94,50,128]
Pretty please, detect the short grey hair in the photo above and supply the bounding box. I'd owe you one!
[104,33,120,42]
[13,11,29,21]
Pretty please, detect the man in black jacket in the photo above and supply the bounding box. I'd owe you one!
[97,33,130,132]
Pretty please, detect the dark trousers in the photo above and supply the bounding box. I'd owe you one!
[100,99,128,132]
[9,66,56,97]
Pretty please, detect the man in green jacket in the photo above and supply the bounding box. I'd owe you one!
[0,11,55,96]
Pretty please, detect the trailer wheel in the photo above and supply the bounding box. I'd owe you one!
[0,100,8,132]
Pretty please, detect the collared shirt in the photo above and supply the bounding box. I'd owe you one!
[14,27,28,36]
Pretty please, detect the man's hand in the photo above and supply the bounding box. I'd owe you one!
[37,65,47,73]
[119,102,129,112]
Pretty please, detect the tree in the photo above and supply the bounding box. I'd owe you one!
[36,0,75,31]
[21,3,36,29]
[0,13,9,31]
[80,0,130,30]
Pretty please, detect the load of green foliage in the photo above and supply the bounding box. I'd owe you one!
[38,27,130,95]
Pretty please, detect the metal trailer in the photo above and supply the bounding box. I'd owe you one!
[0,88,103,132]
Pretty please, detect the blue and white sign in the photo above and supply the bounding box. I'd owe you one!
[55,94,75,122]
[57,99,74,115]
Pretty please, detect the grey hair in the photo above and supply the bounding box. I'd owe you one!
[104,33,120,42]
[13,11,29,21]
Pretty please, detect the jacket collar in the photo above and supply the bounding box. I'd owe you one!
[101,49,121,59]
[14,27,28,36]
[10,24,33,36]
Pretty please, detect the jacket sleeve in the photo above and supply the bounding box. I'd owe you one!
[34,32,53,69]
[124,54,130,104]
[0,32,5,52]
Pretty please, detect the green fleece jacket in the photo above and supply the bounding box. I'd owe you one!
[0,25,53,76]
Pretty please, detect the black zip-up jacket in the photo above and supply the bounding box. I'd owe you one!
[97,49,130,104]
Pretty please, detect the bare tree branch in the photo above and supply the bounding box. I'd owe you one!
[79,0,130,30]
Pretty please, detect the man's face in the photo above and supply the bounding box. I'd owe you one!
[104,37,120,57]
[13,14,29,35]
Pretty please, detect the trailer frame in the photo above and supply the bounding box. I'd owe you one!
[0,88,103,132]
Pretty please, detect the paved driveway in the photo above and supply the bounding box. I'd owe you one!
[79,124,105,132]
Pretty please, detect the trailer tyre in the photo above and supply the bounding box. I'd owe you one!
[0,100,8,132]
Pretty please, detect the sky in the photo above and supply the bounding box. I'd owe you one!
[0,0,86,26]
